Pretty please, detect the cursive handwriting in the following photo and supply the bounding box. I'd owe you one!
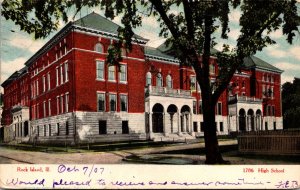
[57,164,104,177]
[6,178,45,187]
[52,178,91,188]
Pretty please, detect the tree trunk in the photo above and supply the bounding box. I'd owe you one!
[202,87,227,164]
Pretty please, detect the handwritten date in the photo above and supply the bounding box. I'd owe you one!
[57,164,104,177]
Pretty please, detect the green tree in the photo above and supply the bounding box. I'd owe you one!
[282,78,300,129]
[2,0,299,164]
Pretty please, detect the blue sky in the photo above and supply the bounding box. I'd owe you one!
[1,2,300,92]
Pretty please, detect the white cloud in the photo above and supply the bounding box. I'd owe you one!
[281,75,295,84]
[273,62,300,71]
[289,46,300,61]
[227,28,240,40]
[269,29,283,39]
[266,49,287,58]
[8,34,45,54]
[1,57,27,82]
[229,9,241,24]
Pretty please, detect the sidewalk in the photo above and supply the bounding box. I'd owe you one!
[0,140,237,164]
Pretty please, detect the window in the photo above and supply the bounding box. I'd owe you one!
[36,103,39,118]
[43,75,46,92]
[60,95,64,113]
[146,72,152,86]
[209,64,215,74]
[122,121,129,134]
[108,65,116,81]
[65,62,68,82]
[66,121,69,135]
[242,81,245,88]
[99,120,107,134]
[120,94,128,112]
[49,124,51,136]
[65,93,69,113]
[156,73,163,87]
[57,96,60,114]
[193,101,197,114]
[190,76,196,91]
[36,80,39,96]
[47,72,51,90]
[37,126,40,136]
[97,93,105,112]
[56,67,59,86]
[273,122,276,130]
[119,64,127,82]
[272,105,275,116]
[44,125,47,136]
[43,101,46,117]
[56,123,60,136]
[193,122,198,132]
[121,48,127,56]
[96,61,104,80]
[48,99,51,116]
[265,122,268,130]
[166,74,172,88]
[217,102,222,115]
[220,122,224,132]
[60,65,64,84]
[95,43,103,53]
[109,94,116,112]
[199,101,203,114]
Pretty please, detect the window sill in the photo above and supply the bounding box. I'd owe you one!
[108,80,117,83]
[96,78,105,82]
[119,81,127,84]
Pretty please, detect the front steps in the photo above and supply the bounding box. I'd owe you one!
[150,132,195,142]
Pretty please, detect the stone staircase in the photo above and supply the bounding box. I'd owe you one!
[151,133,195,142]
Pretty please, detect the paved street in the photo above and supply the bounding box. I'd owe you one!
[0,140,299,164]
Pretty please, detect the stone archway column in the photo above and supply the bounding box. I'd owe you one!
[149,112,153,139]
[252,115,255,131]
[163,112,167,136]
[182,114,186,132]
[190,113,193,134]
[177,112,181,135]
[246,116,249,131]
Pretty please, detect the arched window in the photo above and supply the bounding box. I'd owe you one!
[146,72,152,86]
[166,74,172,88]
[156,73,163,87]
[94,43,103,53]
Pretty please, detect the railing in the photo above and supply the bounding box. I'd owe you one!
[228,95,262,104]
[145,85,192,98]
[238,130,300,155]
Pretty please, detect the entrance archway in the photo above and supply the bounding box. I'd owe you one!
[167,104,178,133]
[181,105,191,133]
[152,103,164,133]
[247,109,254,131]
[239,109,246,131]
[256,109,262,131]
[24,121,29,136]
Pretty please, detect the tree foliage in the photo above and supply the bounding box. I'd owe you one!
[282,78,300,129]
[2,0,299,164]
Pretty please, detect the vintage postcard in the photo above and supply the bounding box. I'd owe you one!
[0,1,299,189]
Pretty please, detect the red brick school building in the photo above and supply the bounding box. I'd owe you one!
[1,13,283,144]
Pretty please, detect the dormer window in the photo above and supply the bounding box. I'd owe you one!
[95,43,103,53]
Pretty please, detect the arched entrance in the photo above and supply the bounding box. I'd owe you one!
[239,109,246,131]
[24,121,29,136]
[247,109,254,131]
[152,103,164,133]
[181,105,191,133]
[256,109,262,131]
[167,104,178,133]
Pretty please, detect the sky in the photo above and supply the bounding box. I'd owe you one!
[1,2,300,93]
